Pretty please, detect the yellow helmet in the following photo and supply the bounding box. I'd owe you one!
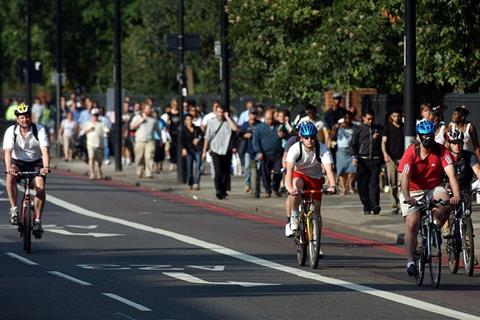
[14,103,31,116]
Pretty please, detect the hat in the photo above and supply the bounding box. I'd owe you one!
[91,108,100,115]
[249,109,258,115]
[333,92,342,99]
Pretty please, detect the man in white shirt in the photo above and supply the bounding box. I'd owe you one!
[82,108,109,180]
[284,121,336,244]
[3,103,50,238]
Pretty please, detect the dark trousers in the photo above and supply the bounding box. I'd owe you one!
[186,151,202,186]
[211,151,232,196]
[357,158,381,212]
[260,153,282,194]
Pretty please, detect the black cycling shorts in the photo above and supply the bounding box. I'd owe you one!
[12,159,46,182]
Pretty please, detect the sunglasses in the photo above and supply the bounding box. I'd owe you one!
[302,136,316,140]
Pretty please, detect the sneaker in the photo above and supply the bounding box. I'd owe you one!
[372,206,381,215]
[243,185,250,193]
[32,220,44,239]
[285,223,294,237]
[406,263,418,276]
[319,249,324,258]
[9,207,18,225]
[290,216,298,231]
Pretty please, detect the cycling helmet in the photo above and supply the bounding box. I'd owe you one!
[416,119,436,135]
[445,128,464,144]
[14,103,31,116]
[298,121,317,137]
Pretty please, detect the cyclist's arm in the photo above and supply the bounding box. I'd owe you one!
[400,172,411,199]
[41,146,50,171]
[285,161,296,194]
[4,148,13,173]
[472,163,480,181]
[324,163,336,189]
[444,164,460,200]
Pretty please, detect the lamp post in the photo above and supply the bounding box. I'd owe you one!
[25,0,32,107]
[404,0,416,148]
[114,0,123,171]
[176,0,186,183]
[55,0,62,158]
[219,0,229,111]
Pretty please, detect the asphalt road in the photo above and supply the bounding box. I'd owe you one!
[1,172,479,320]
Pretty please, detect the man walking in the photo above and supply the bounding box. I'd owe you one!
[350,109,383,215]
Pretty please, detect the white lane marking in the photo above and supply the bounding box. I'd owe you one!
[46,228,124,238]
[66,225,98,229]
[5,252,38,266]
[48,271,92,286]
[102,293,151,312]
[187,265,225,272]
[115,312,137,320]
[33,191,480,319]
[163,272,280,287]
[0,197,9,201]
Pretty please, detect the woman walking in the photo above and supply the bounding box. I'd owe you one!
[181,114,204,190]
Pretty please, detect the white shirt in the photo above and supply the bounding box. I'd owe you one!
[61,119,77,138]
[84,122,109,148]
[201,112,216,129]
[286,141,333,179]
[3,124,50,161]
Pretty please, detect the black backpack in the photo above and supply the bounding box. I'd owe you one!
[13,123,39,145]
[295,140,322,163]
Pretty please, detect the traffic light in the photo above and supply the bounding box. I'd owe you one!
[19,60,43,83]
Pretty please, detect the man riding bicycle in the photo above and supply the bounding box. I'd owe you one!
[398,119,460,276]
[284,121,337,241]
[3,103,50,238]
[445,128,480,191]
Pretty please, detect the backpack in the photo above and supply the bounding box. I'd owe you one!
[13,123,39,145]
[295,140,322,163]
[413,141,441,161]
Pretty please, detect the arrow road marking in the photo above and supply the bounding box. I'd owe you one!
[65,224,98,229]
[163,272,280,287]
[46,229,124,238]
[187,265,225,272]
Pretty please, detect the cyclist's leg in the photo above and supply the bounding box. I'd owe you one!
[6,173,18,209]
[33,176,46,220]
[400,190,423,263]
[431,186,452,227]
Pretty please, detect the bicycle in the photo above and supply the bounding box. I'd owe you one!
[409,196,449,288]
[294,190,324,269]
[13,171,42,253]
[446,188,478,276]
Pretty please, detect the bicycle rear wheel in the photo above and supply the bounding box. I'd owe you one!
[461,217,475,276]
[415,227,426,286]
[307,211,321,269]
[447,218,460,274]
[23,200,32,253]
[296,216,307,266]
[429,226,442,288]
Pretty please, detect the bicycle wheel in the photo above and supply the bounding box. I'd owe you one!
[296,216,307,266]
[415,227,426,286]
[429,226,442,288]
[461,217,475,276]
[23,200,32,253]
[307,211,321,269]
[447,218,460,274]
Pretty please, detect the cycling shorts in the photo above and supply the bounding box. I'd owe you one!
[399,186,448,217]
[12,158,45,182]
[293,171,324,201]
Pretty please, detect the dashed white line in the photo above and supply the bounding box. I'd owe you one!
[5,252,38,265]
[102,293,151,312]
[48,271,92,286]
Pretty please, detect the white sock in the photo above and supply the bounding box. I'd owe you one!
[35,218,41,223]
[290,210,298,219]
[407,261,415,268]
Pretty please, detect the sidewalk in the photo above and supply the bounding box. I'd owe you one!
[51,158,480,255]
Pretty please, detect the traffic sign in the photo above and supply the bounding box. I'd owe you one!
[165,33,200,51]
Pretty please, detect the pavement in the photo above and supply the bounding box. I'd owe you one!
[51,157,480,255]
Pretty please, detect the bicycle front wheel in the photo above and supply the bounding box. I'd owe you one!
[447,218,460,274]
[461,217,475,276]
[415,227,426,286]
[307,212,321,269]
[296,217,307,266]
[23,201,32,253]
[429,226,442,288]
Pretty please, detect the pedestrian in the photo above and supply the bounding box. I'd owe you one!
[164,99,181,171]
[121,100,134,166]
[239,109,261,193]
[99,106,112,165]
[153,110,166,173]
[330,111,357,195]
[350,109,383,215]
[448,106,480,160]
[129,103,161,179]
[381,109,404,214]
[324,92,347,131]
[252,110,284,197]
[59,111,78,162]
[82,108,109,180]
[181,114,204,190]
[201,104,238,200]
[237,100,255,126]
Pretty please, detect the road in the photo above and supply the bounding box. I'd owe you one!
[0,172,479,320]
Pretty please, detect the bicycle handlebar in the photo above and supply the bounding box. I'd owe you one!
[404,198,450,210]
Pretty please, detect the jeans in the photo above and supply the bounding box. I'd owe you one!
[103,136,110,161]
[186,151,202,186]
[243,152,252,187]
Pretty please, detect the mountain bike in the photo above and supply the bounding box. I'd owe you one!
[446,188,478,276]
[409,196,449,288]
[15,171,41,253]
[294,190,324,269]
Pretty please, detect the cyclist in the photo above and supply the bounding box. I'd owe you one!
[398,119,460,276]
[3,103,50,238]
[284,121,337,243]
[445,128,480,191]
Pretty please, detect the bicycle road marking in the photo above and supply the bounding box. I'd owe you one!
[6,252,38,265]
[102,293,151,312]
[48,271,92,286]
[41,193,480,320]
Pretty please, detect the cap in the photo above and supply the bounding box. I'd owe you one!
[91,108,100,115]
[333,92,342,99]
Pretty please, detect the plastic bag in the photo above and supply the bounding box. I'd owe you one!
[231,153,242,176]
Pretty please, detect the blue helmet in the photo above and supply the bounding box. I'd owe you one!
[298,121,317,137]
[416,119,436,135]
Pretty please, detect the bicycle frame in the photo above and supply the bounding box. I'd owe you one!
[17,171,39,253]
